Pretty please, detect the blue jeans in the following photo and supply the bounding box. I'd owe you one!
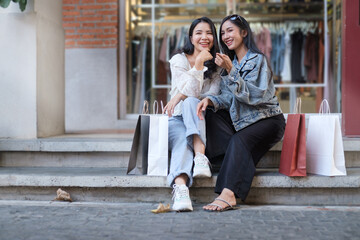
[167,97,206,187]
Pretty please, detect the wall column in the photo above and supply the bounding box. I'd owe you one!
[0,0,65,138]
[342,0,360,137]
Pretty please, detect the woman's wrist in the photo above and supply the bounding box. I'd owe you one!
[226,64,233,74]
[206,97,214,107]
[177,93,187,101]
[194,59,204,71]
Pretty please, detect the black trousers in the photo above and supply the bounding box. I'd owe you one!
[205,109,285,202]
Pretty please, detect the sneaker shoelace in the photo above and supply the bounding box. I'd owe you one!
[172,185,189,200]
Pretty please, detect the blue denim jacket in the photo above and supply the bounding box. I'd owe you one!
[208,50,283,131]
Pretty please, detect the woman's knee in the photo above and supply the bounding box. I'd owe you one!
[183,97,200,109]
[228,133,248,153]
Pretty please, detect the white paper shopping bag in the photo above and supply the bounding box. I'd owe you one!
[306,99,347,176]
[147,101,169,176]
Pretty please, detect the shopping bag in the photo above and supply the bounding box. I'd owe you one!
[127,101,150,175]
[279,98,306,176]
[147,101,169,176]
[306,99,347,176]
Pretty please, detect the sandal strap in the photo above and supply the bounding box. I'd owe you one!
[206,203,223,210]
[215,198,233,208]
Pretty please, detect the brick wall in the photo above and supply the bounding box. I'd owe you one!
[62,0,118,48]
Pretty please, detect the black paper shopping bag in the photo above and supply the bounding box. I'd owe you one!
[127,114,150,175]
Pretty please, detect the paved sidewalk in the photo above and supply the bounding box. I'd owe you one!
[0,201,359,240]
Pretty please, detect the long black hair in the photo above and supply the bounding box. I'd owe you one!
[219,14,273,78]
[219,14,262,61]
[180,17,220,79]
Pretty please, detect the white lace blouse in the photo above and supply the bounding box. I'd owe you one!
[169,53,221,116]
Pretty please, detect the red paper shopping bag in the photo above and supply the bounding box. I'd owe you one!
[279,98,306,176]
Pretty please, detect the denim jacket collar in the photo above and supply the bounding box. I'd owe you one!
[233,50,258,72]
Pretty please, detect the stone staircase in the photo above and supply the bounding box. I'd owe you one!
[0,132,360,205]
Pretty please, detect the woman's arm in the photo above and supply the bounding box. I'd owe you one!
[163,92,187,117]
[200,72,221,99]
[206,80,233,111]
[223,55,272,105]
[196,97,213,120]
[169,52,212,98]
[170,64,204,97]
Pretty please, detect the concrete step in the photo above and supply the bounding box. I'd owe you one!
[0,134,133,168]
[0,167,360,205]
[1,135,360,168]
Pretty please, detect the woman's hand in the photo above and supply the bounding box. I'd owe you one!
[195,49,213,70]
[163,93,186,117]
[215,53,232,73]
[197,97,213,120]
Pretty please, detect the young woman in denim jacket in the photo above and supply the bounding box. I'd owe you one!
[163,17,221,212]
[197,14,286,211]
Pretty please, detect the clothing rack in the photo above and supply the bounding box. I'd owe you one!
[131,2,323,10]
[132,15,323,25]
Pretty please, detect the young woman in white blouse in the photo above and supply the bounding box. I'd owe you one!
[163,17,221,211]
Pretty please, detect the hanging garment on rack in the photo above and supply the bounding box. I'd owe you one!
[304,31,319,83]
[158,32,172,86]
[157,33,170,105]
[255,27,272,61]
[145,38,152,101]
[175,28,187,50]
[170,32,178,57]
[134,39,143,113]
[300,33,307,82]
[270,32,277,74]
[316,21,325,109]
[281,32,292,82]
[159,32,168,63]
[324,33,334,113]
[270,30,285,77]
[317,21,325,84]
[291,30,305,83]
[278,30,285,76]
[134,37,148,114]
[130,40,141,112]
[139,38,148,113]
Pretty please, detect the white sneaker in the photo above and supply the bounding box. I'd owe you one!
[172,184,193,212]
[193,152,212,178]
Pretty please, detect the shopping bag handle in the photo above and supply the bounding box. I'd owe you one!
[142,100,149,114]
[293,97,302,114]
[153,100,159,114]
[319,99,330,114]
[160,100,165,114]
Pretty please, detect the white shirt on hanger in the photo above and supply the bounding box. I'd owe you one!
[281,31,292,82]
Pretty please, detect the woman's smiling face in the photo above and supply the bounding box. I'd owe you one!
[221,20,246,51]
[191,22,214,53]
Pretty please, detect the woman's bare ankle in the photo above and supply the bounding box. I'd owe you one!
[219,188,236,205]
[193,135,205,154]
[174,174,188,186]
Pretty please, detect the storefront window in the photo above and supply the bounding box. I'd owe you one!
[125,0,340,115]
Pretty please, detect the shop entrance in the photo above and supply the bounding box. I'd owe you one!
[123,0,342,116]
